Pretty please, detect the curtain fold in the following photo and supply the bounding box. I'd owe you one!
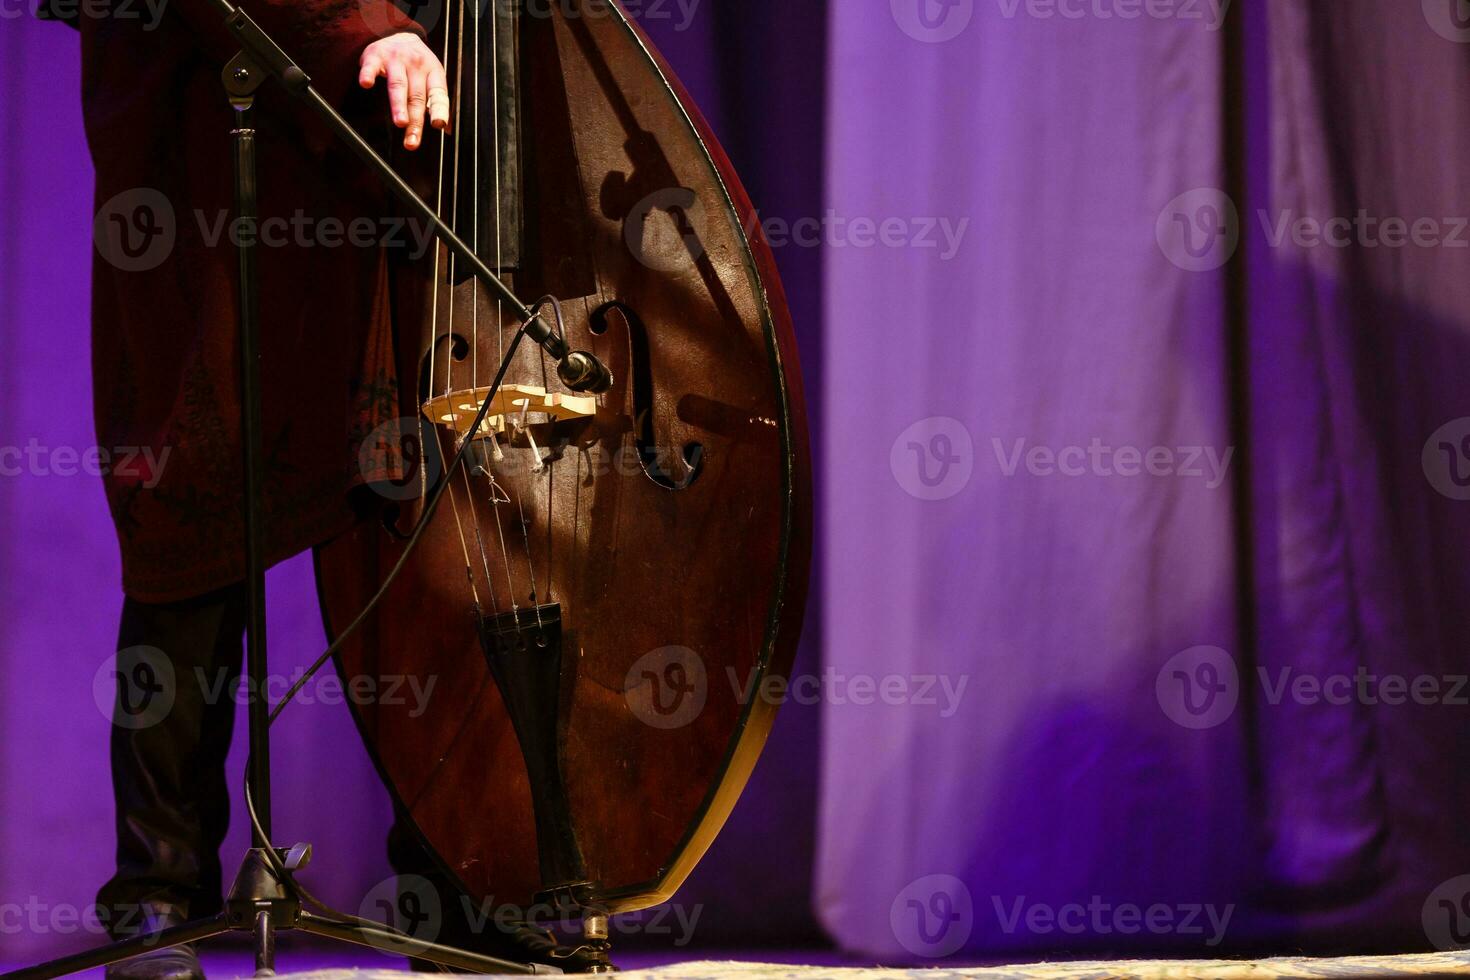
[818,0,1470,959]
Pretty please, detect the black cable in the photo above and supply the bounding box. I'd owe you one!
[238,315,540,953]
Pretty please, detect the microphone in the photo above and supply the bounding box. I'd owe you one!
[557,350,614,394]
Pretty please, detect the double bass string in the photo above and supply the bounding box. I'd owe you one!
[472,0,522,624]
[497,0,547,627]
[435,0,491,608]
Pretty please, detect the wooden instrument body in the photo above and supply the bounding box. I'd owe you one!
[316,0,810,914]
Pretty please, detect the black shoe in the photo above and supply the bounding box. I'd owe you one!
[101,899,206,980]
[103,944,203,980]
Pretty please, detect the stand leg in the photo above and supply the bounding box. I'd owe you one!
[253,909,276,977]
[0,916,231,980]
[296,912,551,974]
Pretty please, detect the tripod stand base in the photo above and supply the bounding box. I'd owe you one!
[0,848,557,980]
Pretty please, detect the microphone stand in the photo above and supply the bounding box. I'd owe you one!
[3,1,611,976]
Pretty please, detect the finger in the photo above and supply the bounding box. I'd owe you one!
[358,52,384,90]
[386,60,410,128]
[427,64,449,132]
[404,62,428,149]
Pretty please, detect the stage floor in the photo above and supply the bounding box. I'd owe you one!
[11,946,1470,979]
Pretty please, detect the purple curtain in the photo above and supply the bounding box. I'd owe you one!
[820,0,1470,961]
[6,0,1470,966]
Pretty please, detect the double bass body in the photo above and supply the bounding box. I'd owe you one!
[315,0,811,941]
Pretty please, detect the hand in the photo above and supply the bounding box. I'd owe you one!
[359,32,450,151]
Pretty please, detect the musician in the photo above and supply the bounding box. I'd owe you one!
[42,0,585,975]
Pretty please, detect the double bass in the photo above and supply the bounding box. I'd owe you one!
[314,0,811,967]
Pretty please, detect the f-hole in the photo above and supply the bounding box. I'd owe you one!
[592,303,702,490]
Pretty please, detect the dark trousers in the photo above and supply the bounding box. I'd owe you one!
[95,583,451,942]
[96,586,248,937]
